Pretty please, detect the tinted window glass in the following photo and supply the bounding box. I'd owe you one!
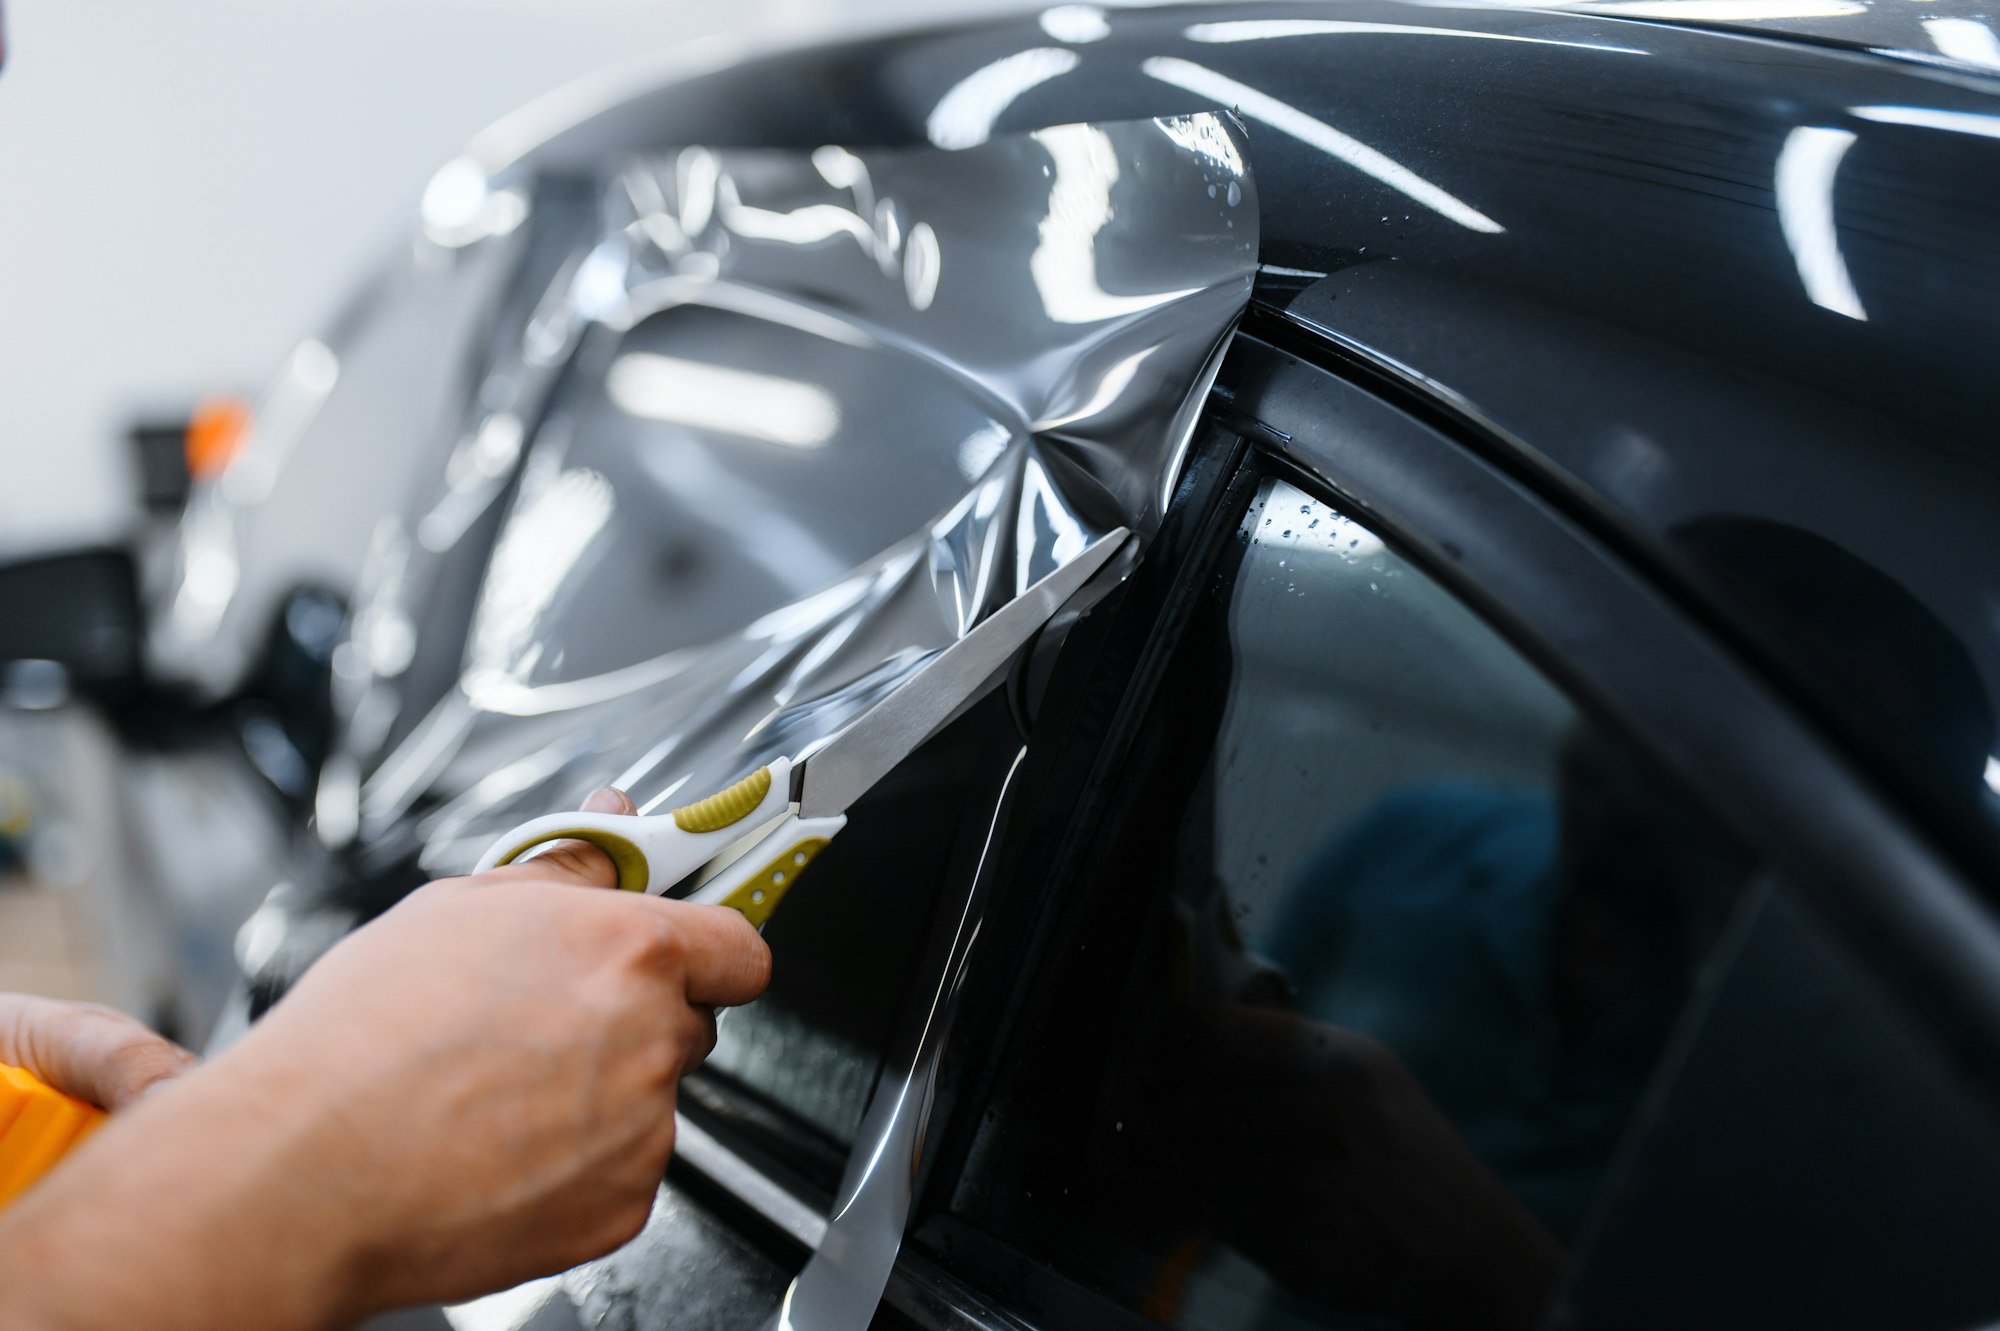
[949,477,1754,1330]
[694,693,1019,1161]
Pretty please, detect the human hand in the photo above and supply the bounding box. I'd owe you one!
[0,787,772,1331]
[0,993,197,1110]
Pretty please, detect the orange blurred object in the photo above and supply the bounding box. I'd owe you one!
[184,396,254,482]
[0,1065,105,1211]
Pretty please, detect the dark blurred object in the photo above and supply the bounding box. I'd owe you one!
[129,420,194,515]
[129,397,251,517]
[237,585,345,803]
[0,549,143,699]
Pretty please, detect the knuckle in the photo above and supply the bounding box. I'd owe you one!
[68,1003,145,1050]
[629,910,686,966]
[543,842,615,884]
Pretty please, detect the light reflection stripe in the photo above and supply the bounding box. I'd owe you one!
[606,352,840,448]
[1851,104,2000,141]
[926,48,1081,150]
[1923,17,2000,69]
[1140,57,1504,234]
[1585,0,1863,18]
[1774,126,1866,322]
[1186,18,1645,53]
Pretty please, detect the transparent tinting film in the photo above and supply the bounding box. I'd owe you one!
[316,112,1259,868]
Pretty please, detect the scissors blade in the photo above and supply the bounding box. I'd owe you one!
[793,527,1129,819]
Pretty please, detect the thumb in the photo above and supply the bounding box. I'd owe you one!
[0,994,199,1112]
[511,786,636,888]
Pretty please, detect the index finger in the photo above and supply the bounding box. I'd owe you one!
[641,899,774,1008]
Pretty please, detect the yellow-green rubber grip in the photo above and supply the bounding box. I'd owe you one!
[486,826,654,893]
[672,767,773,833]
[705,837,831,926]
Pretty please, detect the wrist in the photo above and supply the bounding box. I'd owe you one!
[0,1051,369,1331]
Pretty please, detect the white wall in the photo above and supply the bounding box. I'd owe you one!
[0,0,1010,555]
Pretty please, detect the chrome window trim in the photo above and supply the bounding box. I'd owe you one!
[671,1111,829,1251]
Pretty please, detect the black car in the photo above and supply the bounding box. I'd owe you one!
[8,3,2000,1328]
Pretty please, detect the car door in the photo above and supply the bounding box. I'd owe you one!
[881,334,2000,1331]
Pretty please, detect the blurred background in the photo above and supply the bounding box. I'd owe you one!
[0,0,1017,555]
[0,0,1026,1022]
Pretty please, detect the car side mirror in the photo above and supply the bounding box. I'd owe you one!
[0,548,145,702]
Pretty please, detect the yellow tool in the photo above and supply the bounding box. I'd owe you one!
[0,1065,106,1211]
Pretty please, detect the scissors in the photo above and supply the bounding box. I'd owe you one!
[474,528,1129,924]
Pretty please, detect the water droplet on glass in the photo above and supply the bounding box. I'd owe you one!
[1226,180,1242,207]
[1282,529,1292,537]
[1207,183,1217,198]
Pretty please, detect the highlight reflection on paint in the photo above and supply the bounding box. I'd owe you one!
[1185,17,1645,53]
[607,352,841,449]
[1923,17,2000,68]
[1774,126,1866,321]
[1851,104,2000,141]
[926,48,1080,150]
[1029,125,1203,324]
[1141,57,1504,234]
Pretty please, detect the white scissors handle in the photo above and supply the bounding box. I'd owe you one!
[474,758,843,922]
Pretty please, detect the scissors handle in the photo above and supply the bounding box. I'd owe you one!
[474,759,800,896]
[681,810,848,926]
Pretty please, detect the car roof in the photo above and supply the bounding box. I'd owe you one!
[486,0,2000,874]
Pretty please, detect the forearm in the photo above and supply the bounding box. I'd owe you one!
[0,1058,361,1331]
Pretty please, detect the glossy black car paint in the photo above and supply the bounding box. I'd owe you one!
[502,1,2000,886]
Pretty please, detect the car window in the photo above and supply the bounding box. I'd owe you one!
[946,475,1756,1331]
